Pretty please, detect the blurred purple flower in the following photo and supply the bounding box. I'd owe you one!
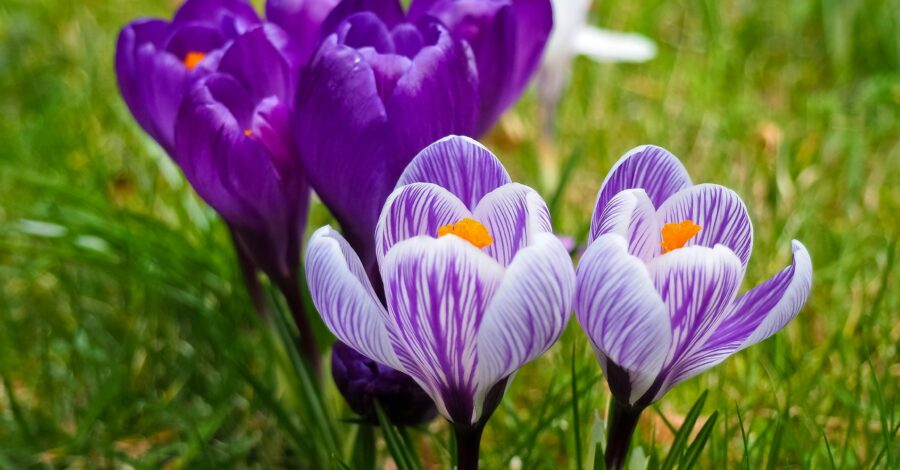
[332,341,437,426]
[116,0,262,154]
[294,0,552,278]
[306,136,574,466]
[574,145,812,468]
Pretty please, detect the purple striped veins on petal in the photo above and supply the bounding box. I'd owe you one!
[375,182,472,267]
[382,235,505,424]
[473,183,553,266]
[591,188,661,262]
[396,135,512,209]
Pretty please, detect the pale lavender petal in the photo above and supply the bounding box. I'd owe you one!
[396,135,512,209]
[593,145,692,220]
[663,241,811,388]
[591,188,661,262]
[472,183,553,266]
[648,245,743,391]
[476,232,574,413]
[381,235,505,424]
[374,182,472,267]
[657,184,754,270]
[306,226,399,368]
[575,234,671,404]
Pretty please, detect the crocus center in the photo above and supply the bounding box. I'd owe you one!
[244,129,253,137]
[438,218,493,249]
[660,220,701,253]
[183,51,206,70]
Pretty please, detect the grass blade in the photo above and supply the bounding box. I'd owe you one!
[681,411,718,468]
[660,390,708,470]
[571,342,584,470]
[374,401,421,470]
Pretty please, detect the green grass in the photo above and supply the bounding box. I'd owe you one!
[0,0,897,467]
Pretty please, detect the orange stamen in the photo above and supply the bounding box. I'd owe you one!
[183,51,206,70]
[438,218,493,249]
[660,220,702,253]
[244,129,253,137]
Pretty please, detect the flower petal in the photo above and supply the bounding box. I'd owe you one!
[591,188,661,262]
[375,182,472,267]
[472,183,553,266]
[381,235,505,423]
[217,24,299,104]
[306,226,399,368]
[656,184,753,270]
[476,233,574,404]
[593,145,693,220]
[648,245,743,396]
[266,0,342,63]
[575,234,671,404]
[572,26,657,63]
[396,135,512,209]
[663,241,811,388]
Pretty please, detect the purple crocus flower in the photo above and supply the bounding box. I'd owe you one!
[116,0,261,154]
[116,1,318,367]
[574,146,812,469]
[306,136,574,469]
[294,0,552,278]
[332,341,438,426]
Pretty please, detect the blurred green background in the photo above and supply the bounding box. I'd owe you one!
[0,0,897,468]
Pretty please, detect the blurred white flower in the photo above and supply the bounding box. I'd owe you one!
[537,0,657,126]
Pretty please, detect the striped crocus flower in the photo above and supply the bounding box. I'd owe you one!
[306,136,575,469]
[575,146,812,469]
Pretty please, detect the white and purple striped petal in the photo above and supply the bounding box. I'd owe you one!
[575,234,671,404]
[396,135,512,209]
[661,240,811,388]
[647,245,744,381]
[305,226,399,369]
[375,182,472,267]
[476,232,575,410]
[657,184,754,271]
[593,145,693,219]
[473,183,553,266]
[591,188,661,262]
[381,235,506,423]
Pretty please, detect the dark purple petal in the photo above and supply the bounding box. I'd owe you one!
[294,19,478,273]
[322,0,406,35]
[396,135,512,209]
[664,241,812,388]
[593,145,693,221]
[412,0,553,134]
[656,184,754,271]
[381,235,505,424]
[175,74,307,281]
[266,0,342,63]
[374,182,472,267]
[172,0,260,31]
[477,233,574,400]
[647,245,743,398]
[217,24,300,103]
[591,188,661,262]
[472,183,552,266]
[116,20,189,153]
[306,227,400,367]
[575,234,671,405]
[331,341,438,426]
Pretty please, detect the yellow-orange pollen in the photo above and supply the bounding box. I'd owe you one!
[660,220,702,253]
[438,218,493,249]
[244,129,253,137]
[183,51,206,70]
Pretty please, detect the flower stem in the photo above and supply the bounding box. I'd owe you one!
[276,275,320,377]
[605,398,644,470]
[228,226,269,318]
[454,424,484,470]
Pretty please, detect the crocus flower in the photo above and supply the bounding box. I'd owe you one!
[116,0,262,154]
[536,0,656,130]
[306,136,575,469]
[332,341,438,426]
[574,146,812,469]
[294,0,553,278]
